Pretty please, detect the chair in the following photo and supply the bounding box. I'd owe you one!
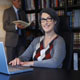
[57,16,74,70]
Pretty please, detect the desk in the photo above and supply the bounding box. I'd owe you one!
[0,68,80,80]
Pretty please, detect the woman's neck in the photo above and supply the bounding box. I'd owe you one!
[43,31,57,48]
[45,31,57,39]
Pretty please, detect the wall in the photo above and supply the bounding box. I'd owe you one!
[0,0,11,44]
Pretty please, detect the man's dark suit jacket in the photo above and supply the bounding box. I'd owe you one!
[3,7,28,47]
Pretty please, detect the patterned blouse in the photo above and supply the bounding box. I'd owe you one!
[33,36,58,61]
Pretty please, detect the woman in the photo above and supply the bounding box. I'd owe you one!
[9,8,66,68]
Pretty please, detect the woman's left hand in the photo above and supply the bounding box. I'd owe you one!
[20,61,34,67]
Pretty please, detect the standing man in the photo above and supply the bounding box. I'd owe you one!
[3,0,28,63]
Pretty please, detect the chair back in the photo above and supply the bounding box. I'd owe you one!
[57,16,73,70]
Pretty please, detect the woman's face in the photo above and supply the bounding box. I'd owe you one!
[41,13,56,33]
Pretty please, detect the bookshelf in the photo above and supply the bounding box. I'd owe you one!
[67,0,80,52]
[66,0,80,70]
[21,0,80,54]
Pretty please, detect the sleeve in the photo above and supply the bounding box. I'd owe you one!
[33,37,66,68]
[19,37,40,61]
[3,9,16,32]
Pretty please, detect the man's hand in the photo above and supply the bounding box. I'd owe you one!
[17,24,25,29]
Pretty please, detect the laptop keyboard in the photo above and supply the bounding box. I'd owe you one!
[8,65,31,72]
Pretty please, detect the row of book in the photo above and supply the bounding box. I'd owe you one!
[68,0,80,6]
[23,0,35,10]
[22,0,80,11]
[73,32,80,50]
[27,10,64,23]
[38,0,64,8]
[22,0,65,10]
[39,0,51,8]
[67,10,80,28]
[51,0,64,7]
[56,10,64,16]
[23,0,80,10]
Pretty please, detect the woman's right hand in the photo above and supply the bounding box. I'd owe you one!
[9,58,21,66]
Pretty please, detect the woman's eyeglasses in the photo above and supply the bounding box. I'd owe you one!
[41,17,52,23]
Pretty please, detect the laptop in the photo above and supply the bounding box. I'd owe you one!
[0,42,33,74]
[0,74,10,80]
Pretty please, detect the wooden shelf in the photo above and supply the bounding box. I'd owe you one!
[53,7,65,10]
[25,10,36,13]
[73,49,80,53]
[71,28,80,32]
[67,5,80,11]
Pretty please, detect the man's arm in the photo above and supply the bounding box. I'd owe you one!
[3,9,17,32]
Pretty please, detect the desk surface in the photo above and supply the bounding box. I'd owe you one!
[0,68,80,80]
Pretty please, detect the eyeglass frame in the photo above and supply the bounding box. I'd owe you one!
[40,17,53,23]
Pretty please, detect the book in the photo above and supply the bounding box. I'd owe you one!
[12,20,31,28]
[73,52,78,70]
